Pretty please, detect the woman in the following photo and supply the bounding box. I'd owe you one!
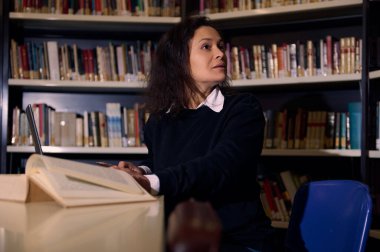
[114,16,273,252]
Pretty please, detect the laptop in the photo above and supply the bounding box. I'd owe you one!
[26,104,44,155]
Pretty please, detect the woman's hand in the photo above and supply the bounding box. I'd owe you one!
[129,173,151,193]
[112,161,151,193]
[113,161,146,175]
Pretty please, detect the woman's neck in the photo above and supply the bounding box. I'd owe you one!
[187,84,219,109]
[188,89,212,109]
[188,98,202,109]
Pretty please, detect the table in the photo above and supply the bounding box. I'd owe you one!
[0,198,164,252]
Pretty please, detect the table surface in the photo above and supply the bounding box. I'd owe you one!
[0,198,164,252]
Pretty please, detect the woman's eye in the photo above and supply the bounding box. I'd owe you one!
[202,44,211,50]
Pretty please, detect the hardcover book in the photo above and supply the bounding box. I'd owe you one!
[0,154,156,207]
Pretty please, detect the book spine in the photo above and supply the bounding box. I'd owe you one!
[348,102,361,149]
[47,41,60,80]
[76,117,84,147]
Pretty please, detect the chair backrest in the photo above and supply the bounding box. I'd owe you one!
[285,180,372,252]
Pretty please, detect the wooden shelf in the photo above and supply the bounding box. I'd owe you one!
[271,221,289,229]
[8,79,146,92]
[231,73,361,88]
[8,146,359,157]
[9,73,361,92]
[205,0,362,29]
[7,145,148,154]
[8,146,360,156]
[262,149,361,157]
[9,12,180,32]
[10,12,180,23]
[207,0,361,21]
[369,70,380,80]
[369,150,380,158]
[370,229,380,240]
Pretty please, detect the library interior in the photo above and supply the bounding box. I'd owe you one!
[1,0,380,251]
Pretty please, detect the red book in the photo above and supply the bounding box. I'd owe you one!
[326,35,332,75]
[262,178,278,215]
[87,49,95,81]
[20,44,30,79]
[82,49,90,80]
[62,0,69,14]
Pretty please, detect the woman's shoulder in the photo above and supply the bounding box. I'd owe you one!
[224,92,262,111]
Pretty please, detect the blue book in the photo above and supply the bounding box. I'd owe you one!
[340,112,347,149]
[348,102,362,149]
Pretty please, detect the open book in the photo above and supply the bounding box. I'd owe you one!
[0,154,156,207]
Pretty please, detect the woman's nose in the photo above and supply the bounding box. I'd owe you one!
[215,48,224,59]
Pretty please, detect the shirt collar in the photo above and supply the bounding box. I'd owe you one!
[166,86,225,113]
[196,86,224,112]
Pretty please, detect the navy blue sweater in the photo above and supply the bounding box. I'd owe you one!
[141,93,273,249]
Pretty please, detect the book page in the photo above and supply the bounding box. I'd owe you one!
[28,172,155,207]
[26,154,147,195]
[0,174,29,202]
[39,168,144,198]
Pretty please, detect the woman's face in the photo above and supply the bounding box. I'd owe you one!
[189,26,226,95]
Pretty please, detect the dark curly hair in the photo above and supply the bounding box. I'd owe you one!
[145,16,231,116]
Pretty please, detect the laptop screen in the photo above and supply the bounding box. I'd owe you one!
[26,104,44,155]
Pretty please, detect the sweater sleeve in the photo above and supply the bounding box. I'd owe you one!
[155,95,265,203]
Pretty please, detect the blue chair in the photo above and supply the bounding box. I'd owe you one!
[285,180,372,252]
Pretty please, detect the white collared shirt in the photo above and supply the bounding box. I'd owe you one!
[142,87,225,195]
[196,86,224,112]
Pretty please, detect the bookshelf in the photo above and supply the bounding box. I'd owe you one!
[1,2,370,176]
[203,1,365,150]
[0,1,183,172]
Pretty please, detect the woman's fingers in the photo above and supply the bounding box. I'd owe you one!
[114,161,145,175]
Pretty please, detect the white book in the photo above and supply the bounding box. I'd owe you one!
[11,106,20,145]
[47,41,60,80]
[280,170,298,203]
[76,117,84,147]
[116,45,126,81]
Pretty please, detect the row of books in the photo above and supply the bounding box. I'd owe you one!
[10,35,361,82]
[226,36,362,81]
[10,40,154,82]
[199,0,333,14]
[258,170,310,221]
[263,103,362,150]
[14,0,181,17]
[10,102,149,148]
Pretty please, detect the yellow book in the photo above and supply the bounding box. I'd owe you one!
[0,154,156,207]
